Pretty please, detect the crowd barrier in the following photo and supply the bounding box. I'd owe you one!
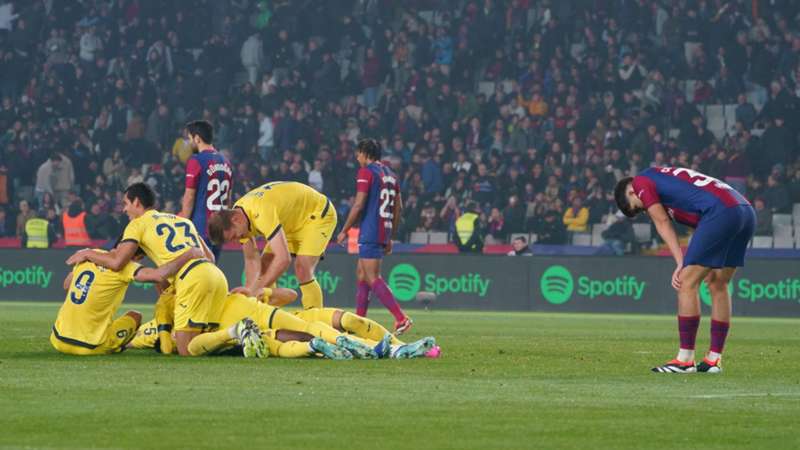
[1,249,798,317]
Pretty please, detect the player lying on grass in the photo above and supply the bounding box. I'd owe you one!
[135,288,392,359]
[615,166,755,374]
[132,287,438,359]
[207,181,337,310]
[51,246,203,355]
[66,183,245,357]
[251,287,439,358]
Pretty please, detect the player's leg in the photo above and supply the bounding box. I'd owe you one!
[696,267,736,373]
[361,255,412,335]
[333,308,404,345]
[652,264,710,373]
[272,307,383,358]
[266,329,352,360]
[355,259,371,316]
[295,255,323,309]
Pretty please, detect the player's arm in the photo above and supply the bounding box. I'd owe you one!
[336,191,367,244]
[251,228,291,292]
[646,203,684,290]
[240,237,262,289]
[134,247,206,283]
[178,157,202,218]
[178,188,196,219]
[62,272,74,291]
[386,190,403,255]
[66,242,138,271]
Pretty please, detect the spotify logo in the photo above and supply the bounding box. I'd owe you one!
[388,263,421,301]
[540,265,574,304]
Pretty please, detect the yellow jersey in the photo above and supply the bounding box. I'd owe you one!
[234,181,329,242]
[121,209,203,279]
[53,257,141,348]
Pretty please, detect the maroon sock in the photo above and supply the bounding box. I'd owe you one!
[709,319,730,354]
[678,315,700,350]
[355,281,370,317]
[371,278,406,322]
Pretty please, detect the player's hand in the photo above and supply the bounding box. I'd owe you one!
[231,286,253,297]
[671,265,683,291]
[384,240,393,255]
[336,231,347,246]
[66,249,92,266]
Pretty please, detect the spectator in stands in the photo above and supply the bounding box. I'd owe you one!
[454,202,483,253]
[563,196,589,233]
[535,209,568,245]
[21,209,55,249]
[507,235,532,256]
[763,174,792,214]
[753,198,773,236]
[15,199,34,238]
[0,207,8,237]
[600,214,636,256]
[485,207,506,245]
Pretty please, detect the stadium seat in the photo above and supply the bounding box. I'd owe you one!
[478,81,495,97]
[773,236,794,249]
[772,214,793,227]
[683,80,697,102]
[703,104,723,122]
[773,224,793,239]
[752,236,773,249]
[571,233,592,246]
[409,232,429,244]
[501,80,514,94]
[792,203,800,223]
[591,224,608,246]
[632,223,651,243]
[428,232,449,244]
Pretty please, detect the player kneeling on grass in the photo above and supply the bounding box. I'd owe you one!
[52,246,202,355]
[615,167,755,374]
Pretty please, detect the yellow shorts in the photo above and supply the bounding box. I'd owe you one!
[173,261,228,332]
[50,315,138,355]
[268,202,337,257]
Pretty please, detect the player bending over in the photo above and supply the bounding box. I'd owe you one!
[615,167,755,373]
[208,181,336,310]
[52,246,200,355]
[66,183,259,356]
[336,138,412,335]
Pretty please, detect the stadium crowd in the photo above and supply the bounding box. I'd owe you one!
[0,0,799,249]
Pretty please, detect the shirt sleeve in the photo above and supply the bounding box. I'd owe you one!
[185,157,202,189]
[121,217,144,245]
[120,261,143,283]
[356,167,373,194]
[631,175,660,209]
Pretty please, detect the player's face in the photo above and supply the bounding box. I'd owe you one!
[223,215,249,242]
[122,196,144,220]
[625,185,644,216]
[355,151,368,167]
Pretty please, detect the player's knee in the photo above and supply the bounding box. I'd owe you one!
[707,278,729,296]
[126,310,143,327]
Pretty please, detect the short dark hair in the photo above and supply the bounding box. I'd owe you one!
[614,177,637,217]
[356,138,381,161]
[124,182,156,209]
[185,120,214,144]
[513,235,527,244]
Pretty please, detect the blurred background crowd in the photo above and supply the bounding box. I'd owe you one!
[0,0,799,250]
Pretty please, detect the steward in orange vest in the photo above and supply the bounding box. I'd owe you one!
[62,201,91,246]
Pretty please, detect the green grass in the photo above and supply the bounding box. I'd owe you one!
[1,302,799,450]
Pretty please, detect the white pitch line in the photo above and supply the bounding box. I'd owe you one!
[688,393,800,399]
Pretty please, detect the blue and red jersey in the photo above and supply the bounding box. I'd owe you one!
[356,161,399,244]
[185,149,233,239]
[632,167,749,228]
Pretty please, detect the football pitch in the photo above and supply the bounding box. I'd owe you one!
[1,302,799,450]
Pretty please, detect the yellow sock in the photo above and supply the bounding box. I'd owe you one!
[303,320,344,345]
[187,327,235,356]
[299,279,323,309]
[340,312,403,345]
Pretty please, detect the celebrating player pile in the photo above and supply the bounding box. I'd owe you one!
[615,167,755,374]
[58,125,437,360]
